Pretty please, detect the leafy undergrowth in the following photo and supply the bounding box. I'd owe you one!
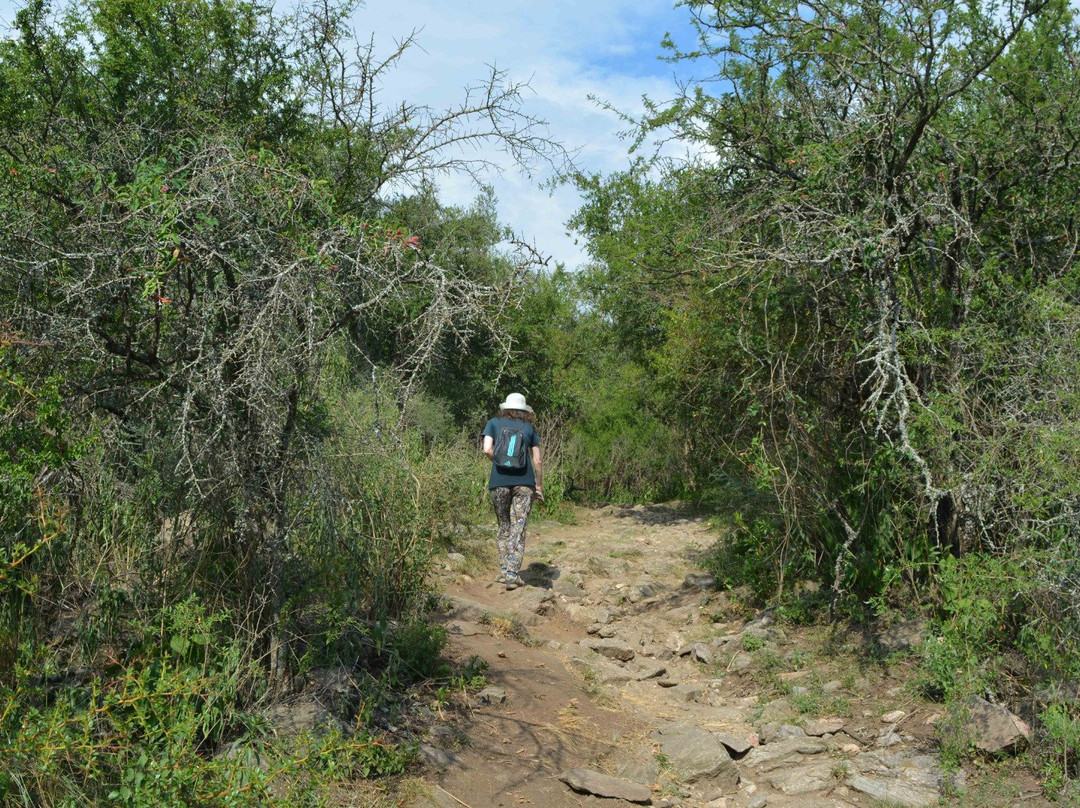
[0,596,489,808]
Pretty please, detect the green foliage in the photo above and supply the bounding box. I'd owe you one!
[917,552,1080,703]
[0,0,562,801]
[697,513,821,603]
[574,0,1080,611]
[2,597,254,807]
[1039,704,1080,800]
[570,2,1080,783]
[422,260,693,506]
[742,632,765,653]
[914,549,1080,789]
[0,594,428,807]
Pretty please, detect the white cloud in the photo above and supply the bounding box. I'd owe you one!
[346,1,695,267]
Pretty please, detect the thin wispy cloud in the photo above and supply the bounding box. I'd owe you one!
[346,0,700,266]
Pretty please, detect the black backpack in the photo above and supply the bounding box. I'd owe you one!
[492,421,528,470]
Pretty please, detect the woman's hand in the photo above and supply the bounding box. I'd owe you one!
[534,486,545,503]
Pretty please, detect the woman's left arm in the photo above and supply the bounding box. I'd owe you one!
[531,445,543,501]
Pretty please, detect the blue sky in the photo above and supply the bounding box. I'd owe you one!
[0,0,702,269]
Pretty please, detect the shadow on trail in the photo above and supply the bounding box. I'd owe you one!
[520,561,559,589]
[611,502,706,526]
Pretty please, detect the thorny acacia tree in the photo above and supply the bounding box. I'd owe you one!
[0,0,562,671]
[576,0,1080,604]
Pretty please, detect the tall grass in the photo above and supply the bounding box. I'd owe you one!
[0,381,485,805]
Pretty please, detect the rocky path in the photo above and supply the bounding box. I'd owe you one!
[408,504,1040,808]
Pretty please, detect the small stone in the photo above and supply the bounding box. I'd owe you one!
[758,722,782,744]
[684,572,716,590]
[744,736,829,770]
[776,724,806,740]
[558,769,652,803]
[757,698,797,724]
[650,723,739,786]
[716,733,755,756]
[882,710,906,723]
[664,632,686,654]
[743,610,775,629]
[767,759,837,795]
[476,687,506,705]
[848,772,938,807]
[564,603,599,625]
[419,744,461,770]
[875,729,903,748]
[680,642,714,664]
[670,683,705,703]
[588,638,636,662]
[728,651,753,671]
[804,718,845,737]
[822,680,843,693]
[635,664,667,681]
[966,697,1032,753]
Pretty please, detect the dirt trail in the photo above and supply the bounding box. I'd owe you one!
[407,504,1046,808]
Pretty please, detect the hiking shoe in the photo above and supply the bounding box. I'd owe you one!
[505,574,525,591]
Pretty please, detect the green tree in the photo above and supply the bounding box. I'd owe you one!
[576,0,1080,602]
[0,0,560,671]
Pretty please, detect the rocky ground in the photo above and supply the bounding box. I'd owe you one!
[401,504,1046,808]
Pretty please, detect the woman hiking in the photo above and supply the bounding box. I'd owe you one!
[481,393,543,590]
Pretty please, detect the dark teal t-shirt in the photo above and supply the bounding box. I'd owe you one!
[483,417,540,489]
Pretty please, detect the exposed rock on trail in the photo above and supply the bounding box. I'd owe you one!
[407,504,1019,808]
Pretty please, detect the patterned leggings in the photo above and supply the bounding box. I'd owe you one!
[490,486,534,576]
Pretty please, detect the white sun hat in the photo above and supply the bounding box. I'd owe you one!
[498,392,533,412]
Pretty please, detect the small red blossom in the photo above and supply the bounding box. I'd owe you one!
[149,294,173,305]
